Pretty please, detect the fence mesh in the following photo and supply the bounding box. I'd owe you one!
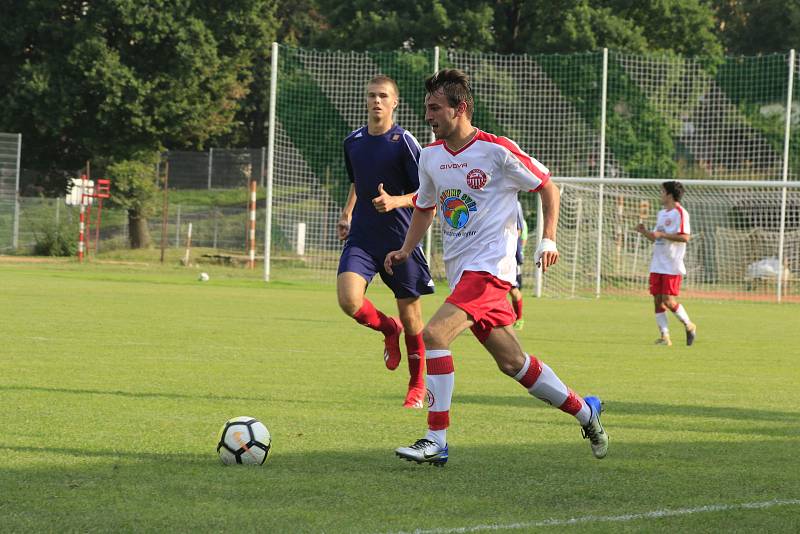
[539,180,800,301]
[165,148,265,189]
[11,47,800,301]
[0,133,20,251]
[270,47,434,275]
[14,195,259,260]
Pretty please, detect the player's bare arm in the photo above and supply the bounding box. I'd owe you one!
[338,184,357,240]
[535,180,560,272]
[384,208,435,274]
[372,183,416,214]
[655,231,691,243]
[635,223,655,241]
[635,225,690,244]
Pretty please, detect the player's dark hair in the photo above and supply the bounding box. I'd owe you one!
[662,181,685,202]
[425,69,474,119]
[367,75,399,97]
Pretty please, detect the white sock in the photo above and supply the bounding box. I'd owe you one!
[672,304,691,326]
[655,312,669,334]
[514,355,591,425]
[425,349,453,447]
[425,429,447,448]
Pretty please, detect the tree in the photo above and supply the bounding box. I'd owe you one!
[0,1,278,183]
[713,0,800,54]
[496,0,722,59]
[312,0,496,51]
[106,157,160,249]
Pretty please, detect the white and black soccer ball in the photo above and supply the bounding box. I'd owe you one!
[217,416,271,465]
[199,272,210,282]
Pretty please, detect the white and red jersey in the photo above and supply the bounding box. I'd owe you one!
[649,203,691,275]
[413,129,550,288]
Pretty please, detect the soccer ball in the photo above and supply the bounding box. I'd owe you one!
[217,416,271,465]
[198,272,210,282]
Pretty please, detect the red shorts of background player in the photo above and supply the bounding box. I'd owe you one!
[649,272,682,296]
[445,270,516,343]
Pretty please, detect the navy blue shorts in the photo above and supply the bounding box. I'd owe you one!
[338,242,434,299]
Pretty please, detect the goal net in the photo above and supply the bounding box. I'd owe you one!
[265,46,799,299]
[535,178,800,302]
[269,47,433,280]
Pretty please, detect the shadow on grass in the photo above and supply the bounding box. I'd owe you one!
[456,394,800,423]
[0,384,323,405]
[0,440,798,533]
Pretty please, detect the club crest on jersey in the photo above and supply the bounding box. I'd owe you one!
[390,133,401,142]
[439,188,477,229]
[664,218,672,226]
[466,168,488,189]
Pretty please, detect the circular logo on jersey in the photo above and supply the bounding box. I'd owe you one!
[664,218,672,226]
[426,388,435,408]
[466,168,488,189]
[442,196,470,229]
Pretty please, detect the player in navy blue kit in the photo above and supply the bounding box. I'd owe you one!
[337,75,434,408]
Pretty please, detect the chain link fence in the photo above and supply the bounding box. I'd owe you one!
[165,148,265,189]
[0,133,21,251]
[7,46,800,300]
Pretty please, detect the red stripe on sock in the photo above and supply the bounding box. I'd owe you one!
[426,355,454,375]
[428,410,449,430]
[559,389,584,416]
[518,355,543,389]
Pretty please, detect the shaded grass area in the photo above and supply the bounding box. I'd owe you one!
[0,262,798,532]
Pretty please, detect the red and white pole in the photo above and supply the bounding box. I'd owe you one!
[248,180,257,269]
[78,174,87,262]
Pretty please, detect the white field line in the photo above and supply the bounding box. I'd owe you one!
[386,499,800,534]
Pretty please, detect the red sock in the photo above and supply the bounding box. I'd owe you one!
[512,298,523,320]
[405,332,425,389]
[352,299,395,335]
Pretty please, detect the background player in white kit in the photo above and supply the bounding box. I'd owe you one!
[636,181,697,347]
[384,69,608,465]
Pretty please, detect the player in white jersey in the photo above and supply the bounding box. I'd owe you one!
[636,181,697,347]
[384,69,608,466]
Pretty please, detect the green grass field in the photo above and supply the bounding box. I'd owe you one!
[1,259,798,532]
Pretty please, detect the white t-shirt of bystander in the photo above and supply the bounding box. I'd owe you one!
[649,204,691,275]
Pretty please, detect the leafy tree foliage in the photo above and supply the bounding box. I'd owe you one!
[106,156,161,248]
[713,0,800,54]
[495,0,721,59]
[0,0,277,175]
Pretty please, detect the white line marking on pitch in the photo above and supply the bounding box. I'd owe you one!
[386,499,800,534]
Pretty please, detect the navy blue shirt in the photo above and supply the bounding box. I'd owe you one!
[343,124,422,252]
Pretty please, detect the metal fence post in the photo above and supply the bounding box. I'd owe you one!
[424,46,440,266]
[207,148,213,189]
[777,49,795,303]
[595,48,608,299]
[175,204,182,247]
[264,42,278,282]
[260,146,266,188]
[12,133,21,250]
